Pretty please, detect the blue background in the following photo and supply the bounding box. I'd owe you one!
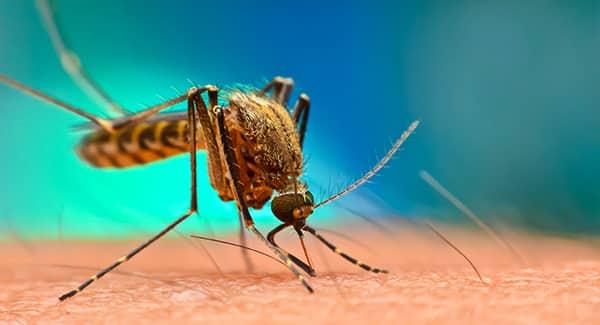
[1,0,599,239]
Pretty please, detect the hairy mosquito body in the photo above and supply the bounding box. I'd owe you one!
[0,0,422,301]
[78,89,306,210]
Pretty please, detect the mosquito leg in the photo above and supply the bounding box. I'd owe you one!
[0,74,189,133]
[110,92,193,130]
[195,88,255,272]
[267,224,316,276]
[36,0,126,116]
[0,74,115,131]
[258,76,294,107]
[260,77,309,147]
[303,225,389,274]
[194,87,225,193]
[214,105,314,293]
[58,88,202,301]
[237,211,255,272]
[195,87,254,272]
[291,93,310,148]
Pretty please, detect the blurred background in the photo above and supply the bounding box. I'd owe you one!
[0,0,598,240]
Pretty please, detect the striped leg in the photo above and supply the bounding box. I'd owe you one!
[58,87,203,301]
[267,223,316,276]
[238,211,255,272]
[214,105,314,293]
[303,225,389,274]
[192,89,254,273]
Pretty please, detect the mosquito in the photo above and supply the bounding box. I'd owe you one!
[0,0,419,301]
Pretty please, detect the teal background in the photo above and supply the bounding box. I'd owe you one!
[1,0,599,239]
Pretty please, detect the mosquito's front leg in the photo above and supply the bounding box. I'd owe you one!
[260,77,310,147]
[191,88,254,272]
[237,211,255,272]
[291,93,310,148]
[258,76,294,107]
[58,87,204,301]
[303,225,389,274]
[193,86,225,192]
[214,105,314,293]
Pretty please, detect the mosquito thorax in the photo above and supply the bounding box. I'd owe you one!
[271,191,314,225]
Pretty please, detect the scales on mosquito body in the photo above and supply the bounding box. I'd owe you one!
[0,0,426,301]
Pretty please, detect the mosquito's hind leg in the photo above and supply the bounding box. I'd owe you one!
[36,0,125,116]
[0,73,199,134]
[58,87,203,301]
[214,105,314,293]
[0,74,114,131]
[236,212,255,272]
[291,93,310,148]
[258,76,294,107]
[2,5,198,133]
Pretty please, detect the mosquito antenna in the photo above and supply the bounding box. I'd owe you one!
[190,235,284,266]
[425,221,485,284]
[315,120,419,208]
[302,225,388,274]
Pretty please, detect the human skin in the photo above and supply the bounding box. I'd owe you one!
[2,224,600,324]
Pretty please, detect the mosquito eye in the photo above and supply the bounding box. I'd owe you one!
[271,194,298,223]
[272,193,311,223]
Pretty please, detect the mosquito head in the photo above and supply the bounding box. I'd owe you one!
[271,190,315,228]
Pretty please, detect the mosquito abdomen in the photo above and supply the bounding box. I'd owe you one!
[77,118,206,168]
